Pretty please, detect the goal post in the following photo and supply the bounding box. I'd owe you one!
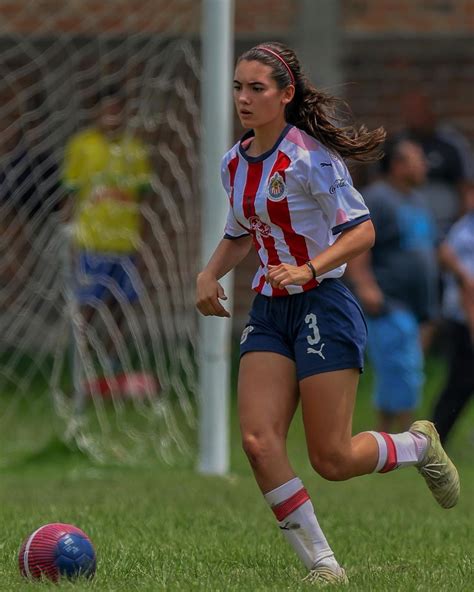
[198,0,235,475]
[0,1,211,467]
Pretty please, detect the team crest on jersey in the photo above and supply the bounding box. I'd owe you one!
[267,172,287,202]
[248,215,271,237]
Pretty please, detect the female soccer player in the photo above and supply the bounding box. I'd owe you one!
[196,42,460,585]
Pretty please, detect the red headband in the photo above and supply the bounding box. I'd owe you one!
[257,46,295,86]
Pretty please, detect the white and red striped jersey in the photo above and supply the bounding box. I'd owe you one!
[221,124,371,296]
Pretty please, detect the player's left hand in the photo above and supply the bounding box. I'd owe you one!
[266,263,313,289]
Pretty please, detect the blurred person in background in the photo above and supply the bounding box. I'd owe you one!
[398,90,474,239]
[348,138,438,433]
[62,85,153,376]
[432,182,474,445]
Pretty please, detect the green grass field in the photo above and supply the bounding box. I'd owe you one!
[1,355,473,591]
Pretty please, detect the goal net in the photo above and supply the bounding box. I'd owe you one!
[0,1,202,466]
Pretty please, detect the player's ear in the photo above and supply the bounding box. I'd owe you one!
[282,85,295,105]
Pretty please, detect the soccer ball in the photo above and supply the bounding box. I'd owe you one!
[18,523,96,582]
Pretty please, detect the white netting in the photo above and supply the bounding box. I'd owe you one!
[0,1,202,465]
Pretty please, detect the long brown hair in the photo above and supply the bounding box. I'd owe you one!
[237,42,386,162]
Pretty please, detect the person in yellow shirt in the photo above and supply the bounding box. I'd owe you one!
[62,86,153,374]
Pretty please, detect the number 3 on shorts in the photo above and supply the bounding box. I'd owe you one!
[305,313,321,345]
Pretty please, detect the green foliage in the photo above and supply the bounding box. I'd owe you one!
[0,354,473,591]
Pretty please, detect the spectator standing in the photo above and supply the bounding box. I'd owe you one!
[62,86,153,374]
[348,138,438,432]
[432,183,474,445]
[398,91,474,238]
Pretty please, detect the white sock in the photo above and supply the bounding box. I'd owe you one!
[264,477,338,570]
[368,431,428,473]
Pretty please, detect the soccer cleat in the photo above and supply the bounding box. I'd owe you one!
[410,420,460,509]
[302,564,348,586]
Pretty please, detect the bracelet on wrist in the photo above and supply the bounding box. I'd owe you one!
[305,261,317,280]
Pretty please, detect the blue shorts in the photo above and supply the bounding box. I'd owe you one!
[240,279,367,381]
[75,252,140,305]
[366,308,423,413]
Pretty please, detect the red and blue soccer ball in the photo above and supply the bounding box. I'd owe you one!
[18,523,96,582]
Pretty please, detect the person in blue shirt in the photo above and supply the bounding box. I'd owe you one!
[349,137,438,432]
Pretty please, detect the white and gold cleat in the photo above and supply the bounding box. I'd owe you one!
[410,420,460,509]
[302,564,348,586]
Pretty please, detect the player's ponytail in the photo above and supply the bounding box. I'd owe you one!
[239,42,386,162]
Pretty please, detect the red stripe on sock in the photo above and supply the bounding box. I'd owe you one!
[272,487,310,522]
[379,432,398,473]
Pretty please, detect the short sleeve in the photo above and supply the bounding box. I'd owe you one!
[223,205,249,239]
[305,149,370,235]
[220,156,231,196]
[221,153,249,239]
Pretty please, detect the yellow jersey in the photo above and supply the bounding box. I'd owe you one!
[62,128,152,253]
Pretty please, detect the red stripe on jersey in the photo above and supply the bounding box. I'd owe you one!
[272,488,310,522]
[242,162,286,296]
[267,151,318,291]
[242,161,266,261]
[256,272,266,293]
[379,432,398,473]
[227,155,239,207]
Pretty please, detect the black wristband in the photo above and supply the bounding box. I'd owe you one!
[305,261,317,279]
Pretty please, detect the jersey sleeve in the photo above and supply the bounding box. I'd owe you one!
[305,149,371,235]
[221,153,249,239]
[223,206,249,239]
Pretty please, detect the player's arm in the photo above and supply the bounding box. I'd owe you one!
[267,219,376,293]
[196,235,252,317]
[345,235,385,315]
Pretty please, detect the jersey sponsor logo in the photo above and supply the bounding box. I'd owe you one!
[240,325,254,344]
[267,171,287,202]
[329,178,347,194]
[248,215,271,237]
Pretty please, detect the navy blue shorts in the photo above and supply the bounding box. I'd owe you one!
[240,279,367,381]
[75,252,140,305]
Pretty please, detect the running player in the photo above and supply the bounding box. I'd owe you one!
[196,42,460,585]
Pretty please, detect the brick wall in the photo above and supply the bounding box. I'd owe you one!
[0,0,472,332]
[343,0,474,33]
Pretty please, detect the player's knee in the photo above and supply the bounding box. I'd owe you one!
[309,449,351,481]
[241,433,280,470]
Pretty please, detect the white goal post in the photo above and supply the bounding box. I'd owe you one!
[198,0,235,475]
[0,0,237,469]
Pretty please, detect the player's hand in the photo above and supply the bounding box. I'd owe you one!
[196,271,230,318]
[266,263,313,289]
[357,283,384,315]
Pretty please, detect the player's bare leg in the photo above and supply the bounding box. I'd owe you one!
[300,368,460,496]
[239,352,345,581]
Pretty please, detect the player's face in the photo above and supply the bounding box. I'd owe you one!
[233,60,293,129]
[399,141,427,187]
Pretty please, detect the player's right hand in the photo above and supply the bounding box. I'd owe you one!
[196,272,231,318]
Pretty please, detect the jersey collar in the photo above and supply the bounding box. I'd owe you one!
[239,123,293,163]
